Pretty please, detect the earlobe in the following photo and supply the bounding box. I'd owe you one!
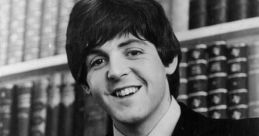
[81,85,91,95]
[165,56,178,75]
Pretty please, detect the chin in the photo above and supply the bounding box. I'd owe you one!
[113,109,149,125]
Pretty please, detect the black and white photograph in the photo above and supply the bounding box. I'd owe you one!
[0,0,259,136]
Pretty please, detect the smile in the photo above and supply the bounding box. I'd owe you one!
[112,86,141,97]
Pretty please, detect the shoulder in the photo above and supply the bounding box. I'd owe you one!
[224,117,259,136]
[172,102,259,136]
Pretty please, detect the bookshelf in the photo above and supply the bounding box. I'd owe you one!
[0,54,68,84]
[1,17,259,84]
[177,17,259,46]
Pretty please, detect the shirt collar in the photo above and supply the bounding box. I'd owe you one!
[113,96,181,136]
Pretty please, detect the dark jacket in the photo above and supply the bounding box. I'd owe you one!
[173,103,259,136]
[107,102,259,136]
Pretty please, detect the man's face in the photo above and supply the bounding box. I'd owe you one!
[86,34,173,124]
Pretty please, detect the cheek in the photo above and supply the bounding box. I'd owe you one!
[140,59,166,79]
[86,72,94,89]
[86,72,108,106]
[86,70,106,91]
[143,60,168,90]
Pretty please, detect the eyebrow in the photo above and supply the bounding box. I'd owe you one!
[86,38,147,56]
[86,49,106,58]
[118,39,147,48]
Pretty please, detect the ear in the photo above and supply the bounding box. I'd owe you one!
[165,56,178,75]
[81,85,91,95]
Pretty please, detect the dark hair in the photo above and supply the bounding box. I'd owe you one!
[66,0,182,97]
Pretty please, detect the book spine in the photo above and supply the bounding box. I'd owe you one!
[38,0,58,58]
[0,1,11,66]
[177,48,188,105]
[6,0,26,64]
[207,0,228,25]
[30,78,48,136]
[22,0,42,61]
[227,43,248,119]
[0,84,13,136]
[55,0,74,55]
[45,74,61,136]
[10,85,18,136]
[17,82,33,136]
[187,44,208,116]
[58,72,75,136]
[248,41,259,117]
[189,0,207,29]
[207,41,228,119]
[171,0,189,32]
[249,0,259,17]
[228,0,249,21]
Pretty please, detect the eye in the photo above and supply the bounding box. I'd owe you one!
[126,49,143,57]
[89,57,106,69]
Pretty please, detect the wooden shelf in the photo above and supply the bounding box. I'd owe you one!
[0,54,68,84]
[176,17,259,47]
[1,17,259,84]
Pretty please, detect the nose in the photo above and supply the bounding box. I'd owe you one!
[107,56,129,81]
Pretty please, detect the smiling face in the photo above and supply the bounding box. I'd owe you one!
[85,34,176,127]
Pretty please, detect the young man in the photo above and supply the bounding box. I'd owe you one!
[65,0,259,135]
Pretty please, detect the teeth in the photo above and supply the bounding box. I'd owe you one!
[115,87,138,97]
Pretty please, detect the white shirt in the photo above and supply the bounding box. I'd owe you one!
[113,96,181,136]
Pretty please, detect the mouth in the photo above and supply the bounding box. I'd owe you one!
[111,86,141,98]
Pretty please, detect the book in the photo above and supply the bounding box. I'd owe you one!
[30,78,48,136]
[227,43,248,119]
[228,90,248,119]
[228,105,248,120]
[58,72,75,136]
[228,0,249,21]
[0,1,11,66]
[207,41,228,119]
[38,0,58,58]
[187,44,208,116]
[15,82,33,136]
[178,78,188,105]
[22,0,42,61]
[189,0,207,29]
[0,84,13,136]
[177,48,188,105]
[249,0,259,17]
[248,41,259,118]
[207,0,228,25]
[55,0,74,55]
[6,0,26,64]
[45,74,61,136]
[171,0,189,32]
[10,85,18,136]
